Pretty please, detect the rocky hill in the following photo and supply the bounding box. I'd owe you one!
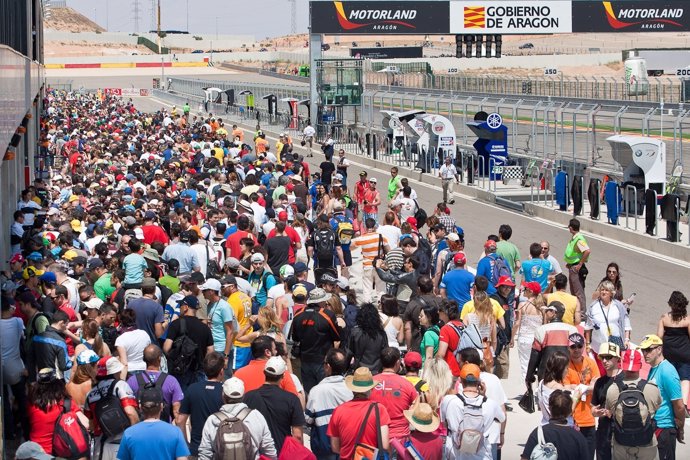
[45,7,105,33]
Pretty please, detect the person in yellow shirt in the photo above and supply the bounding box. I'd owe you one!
[547,273,581,326]
[221,275,253,370]
[212,141,224,163]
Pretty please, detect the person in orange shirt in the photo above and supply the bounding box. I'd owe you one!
[255,133,269,154]
[564,332,600,460]
[231,124,244,142]
[232,334,299,397]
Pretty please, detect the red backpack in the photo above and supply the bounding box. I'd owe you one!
[52,399,91,459]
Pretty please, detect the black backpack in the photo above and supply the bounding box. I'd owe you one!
[314,228,336,255]
[612,380,656,447]
[166,317,199,376]
[94,381,131,439]
[412,232,432,275]
[413,200,428,228]
[136,372,172,422]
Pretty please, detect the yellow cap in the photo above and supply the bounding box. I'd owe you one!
[639,334,663,349]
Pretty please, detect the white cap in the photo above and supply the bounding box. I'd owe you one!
[265,356,287,376]
[222,377,245,398]
[83,298,104,310]
[250,253,265,263]
[337,276,350,290]
[279,264,295,278]
[106,357,124,375]
[199,278,221,292]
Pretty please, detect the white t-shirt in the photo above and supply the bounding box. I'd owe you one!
[455,372,507,444]
[399,197,416,221]
[441,392,505,460]
[267,284,286,303]
[191,243,210,278]
[115,329,151,372]
[377,225,401,249]
[303,126,316,137]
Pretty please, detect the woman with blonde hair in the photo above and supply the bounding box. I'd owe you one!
[236,306,285,346]
[73,318,110,361]
[462,284,506,369]
[420,357,454,413]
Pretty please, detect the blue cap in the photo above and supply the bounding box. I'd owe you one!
[27,252,44,261]
[124,187,133,194]
[76,349,99,365]
[293,262,308,274]
[177,295,199,309]
[39,271,57,284]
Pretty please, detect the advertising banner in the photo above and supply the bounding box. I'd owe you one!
[350,47,424,59]
[450,1,572,34]
[103,88,122,96]
[572,1,690,32]
[310,1,450,34]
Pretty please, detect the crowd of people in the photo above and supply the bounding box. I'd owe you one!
[2,90,689,460]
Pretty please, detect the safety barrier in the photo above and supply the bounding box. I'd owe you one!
[623,184,639,232]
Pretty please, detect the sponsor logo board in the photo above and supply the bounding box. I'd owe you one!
[451,1,572,34]
[573,1,689,32]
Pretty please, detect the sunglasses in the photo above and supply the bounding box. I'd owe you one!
[641,347,659,354]
[599,355,616,361]
[569,344,584,349]
[607,270,617,274]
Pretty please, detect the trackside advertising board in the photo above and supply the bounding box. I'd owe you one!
[450,1,572,34]
[351,47,424,59]
[572,1,690,32]
[310,1,450,34]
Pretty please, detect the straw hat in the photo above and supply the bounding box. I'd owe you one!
[403,403,441,433]
[344,367,376,393]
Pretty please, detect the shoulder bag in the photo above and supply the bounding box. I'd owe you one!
[353,402,389,460]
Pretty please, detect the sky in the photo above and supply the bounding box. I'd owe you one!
[67,0,311,38]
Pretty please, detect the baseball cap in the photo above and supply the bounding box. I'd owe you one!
[144,210,157,220]
[141,277,157,288]
[639,334,663,350]
[369,177,377,183]
[87,258,104,271]
[522,281,542,295]
[622,349,643,372]
[337,276,350,290]
[453,252,467,265]
[403,351,422,370]
[199,278,221,292]
[568,333,585,347]
[15,441,53,460]
[460,363,481,382]
[320,273,338,285]
[279,265,295,279]
[98,356,124,377]
[23,267,44,280]
[265,356,287,376]
[446,233,460,242]
[76,349,100,365]
[138,385,164,407]
[123,216,137,226]
[406,217,418,228]
[598,342,621,359]
[293,284,308,299]
[495,275,515,287]
[293,262,308,274]
[10,253,25,264]
[178,295,199,309]
[27,251,44,261]
[278,211,288,222]
[484,240,497,249]
[83,298,104,310]
[225,257,241,269]
[39,272,57,285]
[359,170,367,176]
[220,275,238,287]
[223,377,245,398]
[250,253,265,263]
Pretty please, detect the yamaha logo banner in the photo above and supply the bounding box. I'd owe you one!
[450,1,572,34]
[572,1,689,32]
[310,1,450,34]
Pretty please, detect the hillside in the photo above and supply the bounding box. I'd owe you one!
[45,7,105,33]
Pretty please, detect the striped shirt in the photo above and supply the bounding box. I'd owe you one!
[352,232,387,267]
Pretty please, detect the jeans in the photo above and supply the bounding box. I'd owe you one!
[3,379,29,440]
[595,418,612,460]
[580,426,596,460]
[301,360,325,395]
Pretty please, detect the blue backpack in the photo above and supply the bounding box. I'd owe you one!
[489,254,512,285]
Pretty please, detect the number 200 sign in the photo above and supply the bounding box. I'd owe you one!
[677,68,690,77]
[543,68,558,76]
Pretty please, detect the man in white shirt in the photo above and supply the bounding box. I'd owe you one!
[398,186,416,222]
[439,156,459,205]
[303,124,316,156]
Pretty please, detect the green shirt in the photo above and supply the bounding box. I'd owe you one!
[94,273,115,302]
[159,275,181,294]
[420,325,440,367]
[388,176,401,200]
[496,240,521,274]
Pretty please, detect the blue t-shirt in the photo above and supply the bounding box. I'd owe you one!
[117,420,189,460]
[247,271,277,308]
[440,269,475,310]
[520,258,553,292]
[207,299,235,352]
[476,256,498,295]
[224,225,237,238]
[122,253,147,285]
[647,359,682,429]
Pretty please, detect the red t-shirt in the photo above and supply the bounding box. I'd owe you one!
[327,400,391,459]
[142,224,170,245]
[267,226,301,263]
[28,401,82,454]
[225,230,255,259]
[58,303,78,356]
[370,373,417,439]
[438,320,465,377]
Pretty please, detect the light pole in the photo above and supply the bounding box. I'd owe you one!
[186,0,189,32]
[215,16,218,39]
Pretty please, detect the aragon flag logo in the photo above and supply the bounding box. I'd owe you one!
[333,1,416,30]
[463,6,486,29]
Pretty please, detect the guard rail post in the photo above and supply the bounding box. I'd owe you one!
[488,157,497,192]
[477,155,486,190]
[624,184,638,231]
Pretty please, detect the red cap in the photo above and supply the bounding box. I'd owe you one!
[484,240,497,249]
[622,349,643,372]
[453,252,467,265]
[495,275,515,287]
[403,351,422,369]
[116,174,125,181]
[278,211,288,222]
[10,254,24,264]
[406,216,418,228]
[286,183,295,192]
[522,281,542,295]
[96,356,110,377]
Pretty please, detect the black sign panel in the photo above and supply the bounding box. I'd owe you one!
[350,46,424,59]
[310,1,450,34]
[573,1,690,32]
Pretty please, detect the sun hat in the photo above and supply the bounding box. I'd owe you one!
[345,367,376,392]
[403,402,440,433]
[307,288,331,304]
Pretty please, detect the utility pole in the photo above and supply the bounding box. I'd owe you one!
[289,0,296,35]
[156,0,161,54]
